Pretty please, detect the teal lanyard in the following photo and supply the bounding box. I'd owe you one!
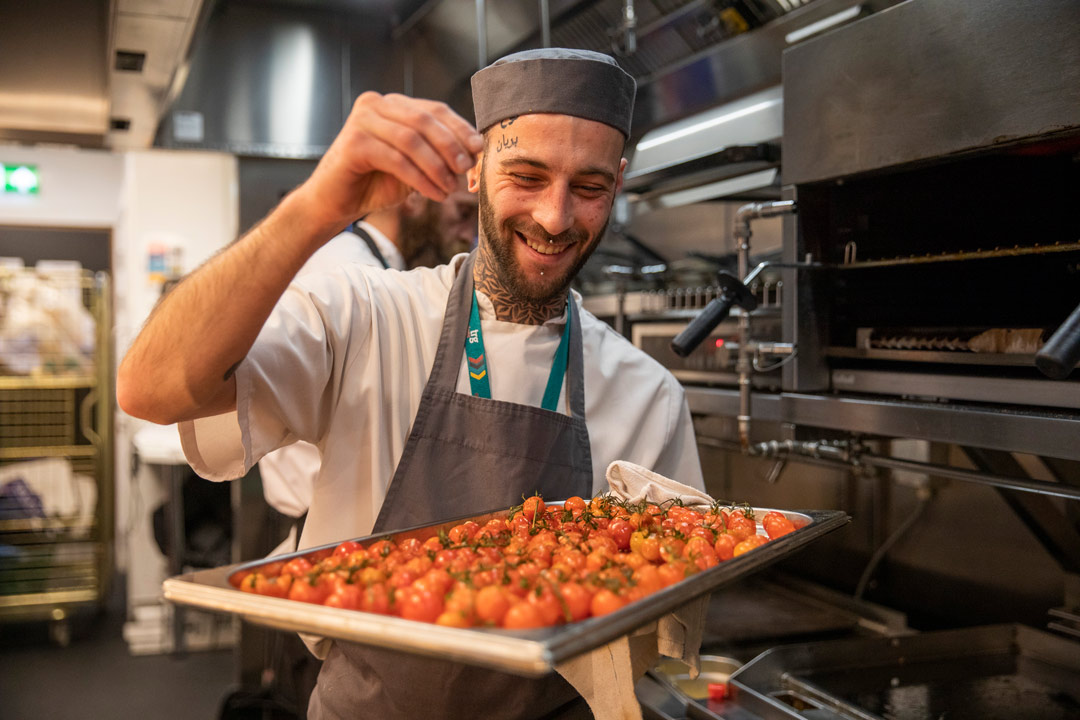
[466,290,571,412]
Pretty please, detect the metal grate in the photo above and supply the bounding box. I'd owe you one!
[549,0,801,79]
[0,388,77,448]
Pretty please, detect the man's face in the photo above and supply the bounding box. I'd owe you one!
[469,113,627,303]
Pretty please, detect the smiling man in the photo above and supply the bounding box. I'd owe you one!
[118,48,702,719]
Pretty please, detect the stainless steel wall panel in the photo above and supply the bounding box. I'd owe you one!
[782,0,1080,185]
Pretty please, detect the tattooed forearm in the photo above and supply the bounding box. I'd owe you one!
[473,244,566,325]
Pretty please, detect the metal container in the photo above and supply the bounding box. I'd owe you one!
[164,506,848,676]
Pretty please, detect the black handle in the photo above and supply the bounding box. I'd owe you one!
[671,295,736,357]
[1036,303,1080,380]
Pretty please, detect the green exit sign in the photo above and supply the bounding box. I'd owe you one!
[2,164,40,194]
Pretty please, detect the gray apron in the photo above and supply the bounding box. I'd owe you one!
[308,251,594,720]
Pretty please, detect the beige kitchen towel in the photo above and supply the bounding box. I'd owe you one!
[555,629,659,720]
[606,460,714,510]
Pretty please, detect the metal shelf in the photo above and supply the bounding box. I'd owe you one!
[686,387,1080,462]
[827,346,1037,367]
[0,376,96,390]
[0,269,113,630]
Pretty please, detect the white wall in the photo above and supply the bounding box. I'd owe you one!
[0,143,123,228]
[112,149,238,577]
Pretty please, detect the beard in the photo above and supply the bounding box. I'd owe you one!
[398,202,446,268]
[477,177,610,304]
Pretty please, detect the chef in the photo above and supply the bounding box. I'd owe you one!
[118,48,703,719]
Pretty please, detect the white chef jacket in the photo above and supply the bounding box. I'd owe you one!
[256,222,405,519]
[180,254,703,550]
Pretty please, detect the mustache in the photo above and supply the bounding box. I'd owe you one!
[504,218,587,246]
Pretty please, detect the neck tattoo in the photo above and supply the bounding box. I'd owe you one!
[472,244,566,325]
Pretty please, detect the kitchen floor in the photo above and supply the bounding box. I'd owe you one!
[0,576,236,720]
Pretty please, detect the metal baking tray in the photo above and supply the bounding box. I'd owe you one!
[163,506,848,677]
[728,623,1080,720]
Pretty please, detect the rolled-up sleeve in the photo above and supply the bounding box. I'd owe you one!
[179,268,369,481]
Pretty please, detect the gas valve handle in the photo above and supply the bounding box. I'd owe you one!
[671,295,737,358]
[671,271,758,357]
[1035,302,1080,380]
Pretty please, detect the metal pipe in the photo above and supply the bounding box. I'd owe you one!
[403,44,414,97]
[752,439,1080,502]
[476,0,487,69]
[621,0,637,55]
[733,200,797,450]
[860,454,1080,502]
[539,0,551,48]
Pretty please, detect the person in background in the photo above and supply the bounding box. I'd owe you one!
[118,48,703,719]
[258,181,477,548]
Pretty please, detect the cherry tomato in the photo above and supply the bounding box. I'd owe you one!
[367,540,395,559]
[522,495,546,522]
[659,538,686,564]
[762,511,796,539]
[288,576,331,605]
[325,582,363,610]
[607,518,633,551]
[503,601,546,629]
[683,536,719,571]
[657,562,688,588]
[726,513,755,543]
[639,535,662,563]
[556,582,593,623]
[443,583,476,621]
[415,568,454,597]
[690,526,717,543]
[475,585,511,625]
[631,565,664,597]
[360,583,390,614]
[528,585,563,626]
[448,522,480,545]
[733,534,769,556]
[563,496,587,518]
[589,589,626,617]
[281,557,313,579]
[422,536,444,554]
[713,534,736,562]
[333,540,363,558]
[398,587,443,623]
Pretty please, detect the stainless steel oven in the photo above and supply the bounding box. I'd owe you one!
[625,1,1080,717]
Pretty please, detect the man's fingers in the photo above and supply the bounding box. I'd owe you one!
[373,95,482,183]
[362,112,458,196]
[364,136,448,203]
[413,97,485,155]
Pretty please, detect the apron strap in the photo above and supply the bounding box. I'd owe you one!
[351,223,390,269]
[426,251,477,390]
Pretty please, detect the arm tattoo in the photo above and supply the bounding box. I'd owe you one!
[473,244,566,325]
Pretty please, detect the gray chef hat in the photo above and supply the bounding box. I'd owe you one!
[471,48,636,138]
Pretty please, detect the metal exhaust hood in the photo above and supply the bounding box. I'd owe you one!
[155,0,397,158]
